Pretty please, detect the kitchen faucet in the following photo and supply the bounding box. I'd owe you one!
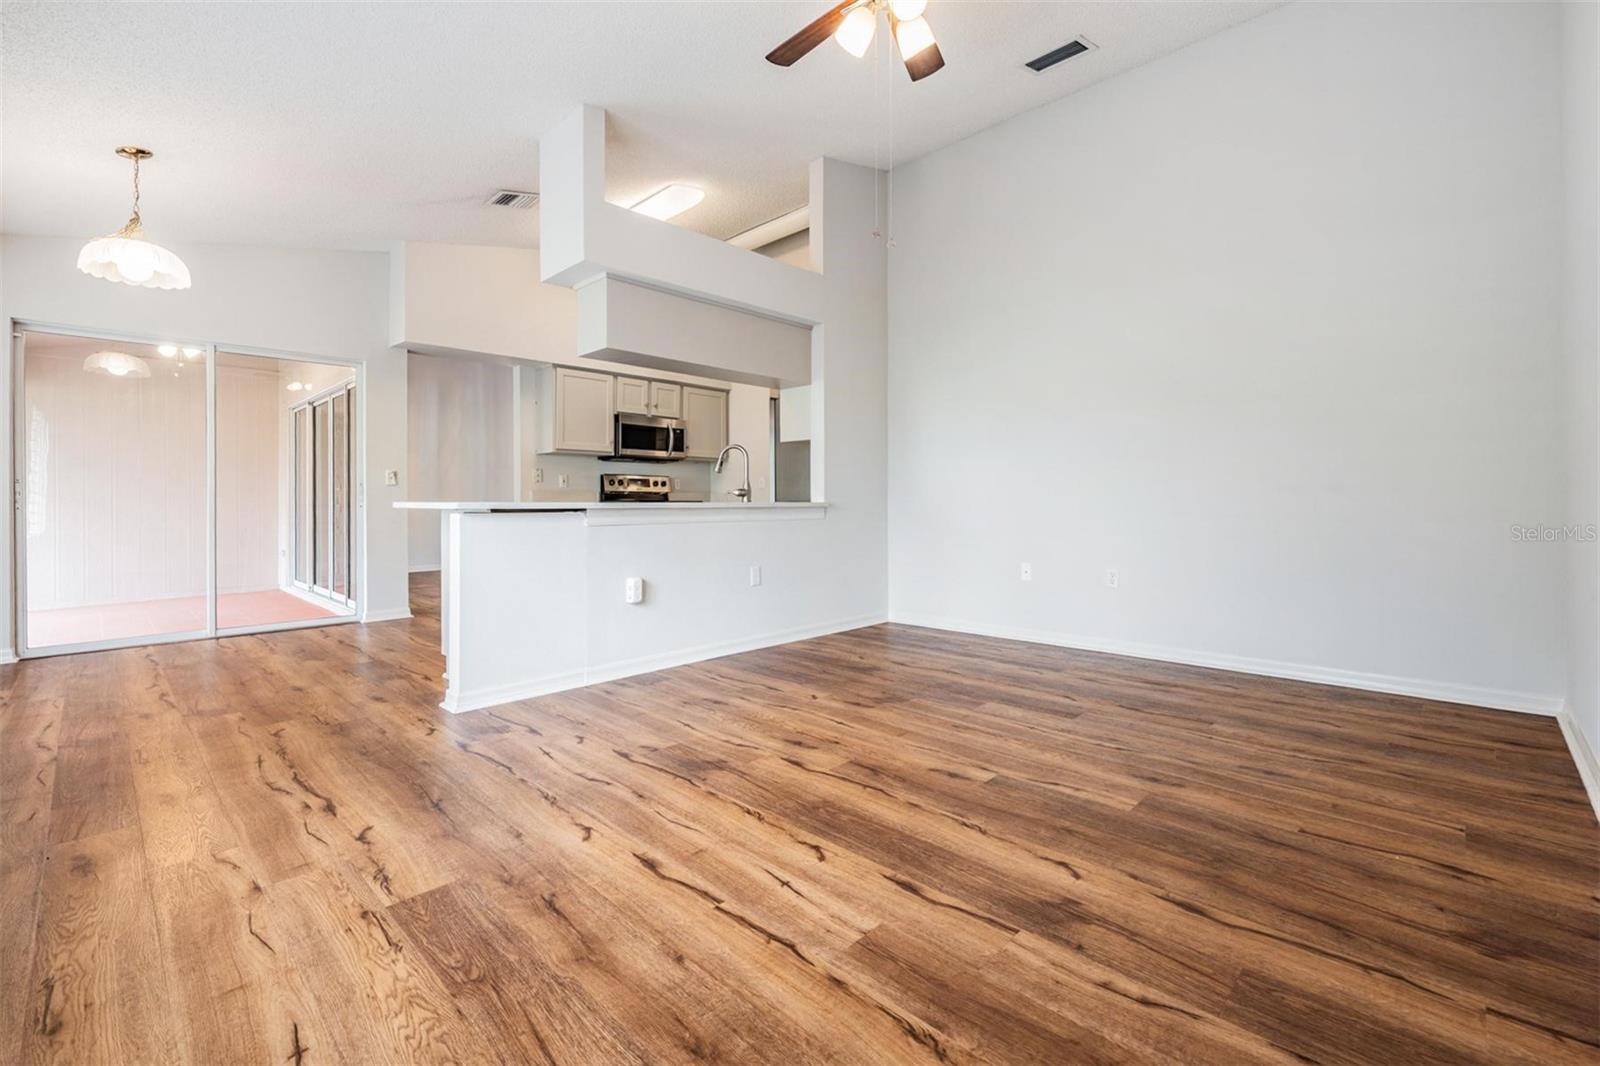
[713,443,751,502]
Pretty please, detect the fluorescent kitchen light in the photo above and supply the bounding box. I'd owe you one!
[631,184,705,222]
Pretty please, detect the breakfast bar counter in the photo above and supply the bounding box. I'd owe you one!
[394,500,846,713]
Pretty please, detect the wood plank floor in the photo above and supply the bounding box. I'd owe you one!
[3,573,1596,1065]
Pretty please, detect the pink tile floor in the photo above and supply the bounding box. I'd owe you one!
[28,589,346,648]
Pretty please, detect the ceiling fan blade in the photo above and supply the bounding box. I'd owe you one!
[888,12,946,82]
[766,1,855,66]
[903,40,945,81]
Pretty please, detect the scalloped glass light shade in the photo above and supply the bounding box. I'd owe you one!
[82,350,152,379]
[77,235,192,290]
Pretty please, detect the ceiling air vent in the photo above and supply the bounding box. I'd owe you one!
[485,189,539,208]
[1025,37,1095,74]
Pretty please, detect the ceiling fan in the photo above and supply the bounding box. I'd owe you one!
[767,0,945,82]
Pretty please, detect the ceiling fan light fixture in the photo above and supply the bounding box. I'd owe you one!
[834,5,876,58]
[893,14,936,61]
[630,183,706,221]
[889,0,926,21]
[77,147,192,291]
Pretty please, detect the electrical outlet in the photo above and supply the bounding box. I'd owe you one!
[1104,568,1119,589]
[1019,562,1033,582]
[749,565,762,587]
[624,577,644,604]
[558,473,569,489]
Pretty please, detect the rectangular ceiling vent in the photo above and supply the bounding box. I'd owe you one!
[485,189,539,209]
[1025,37,1095,74]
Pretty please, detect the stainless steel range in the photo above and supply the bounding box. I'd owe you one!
[600,473,673,502]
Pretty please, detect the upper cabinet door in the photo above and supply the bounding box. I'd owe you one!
[615,376,650,415]
[555,367,615,454]
[682,386,728,460]
[649,381,683,419]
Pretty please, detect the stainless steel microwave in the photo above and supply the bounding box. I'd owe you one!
[613,413,686,461]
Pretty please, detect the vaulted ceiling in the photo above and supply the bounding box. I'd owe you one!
[1,1,1275,250]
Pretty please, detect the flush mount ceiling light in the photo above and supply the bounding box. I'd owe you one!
[77,147,192,290]
[630,184,705,222]
[767,0,945,82]
[83,350,152,379]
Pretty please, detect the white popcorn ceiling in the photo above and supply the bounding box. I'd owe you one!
[1,1,1276,251]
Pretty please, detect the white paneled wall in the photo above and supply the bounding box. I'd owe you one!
[23,347,210,609]
[24,347,294,612]
[216,358,285,594]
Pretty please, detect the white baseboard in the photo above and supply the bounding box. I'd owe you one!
[0,648,17,666]
[1558,711,1600,824]
[442,669,591,713]
[408,565,441,574]
[584,611,887,688]
[362,607,414,623]
[889,611,1564,718]
[442,612,887,714]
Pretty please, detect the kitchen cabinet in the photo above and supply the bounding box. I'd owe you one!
[649,381,682,419]
[615,376,650,415]
[683,385,729,460]
[535,365,614,455]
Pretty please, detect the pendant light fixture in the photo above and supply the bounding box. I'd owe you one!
[77,147,192,290]
[82,350,152,379]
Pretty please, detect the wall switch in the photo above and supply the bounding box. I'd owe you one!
[1020,562,1033,582]
[749,565,762,587]
[558,473,569,489]
[384,469,399,486]
[624,577,644,604]
[533,467,544,485]
[1104,568,1119,589]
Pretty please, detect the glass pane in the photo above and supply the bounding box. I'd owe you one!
[313,399,331,590]
[21,330,206,649]
[331,390,349,598]
[295,406,312,585]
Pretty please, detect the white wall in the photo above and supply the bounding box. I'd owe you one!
[214,356,282,594]
[21,344,211,609]
[21,344,346,614]
[756,230,811,271]
[1563,0,1599,759]
[887,1,1567,712]
[391,243,577,363]
[1,235,409,650]
[407,352,515,570]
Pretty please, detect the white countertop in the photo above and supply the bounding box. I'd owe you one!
[395,500,824,512]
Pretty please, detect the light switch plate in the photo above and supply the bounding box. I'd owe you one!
[384,469,399,486]
[749,565,762,587]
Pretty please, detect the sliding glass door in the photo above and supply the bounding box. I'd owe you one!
[12,325,361,657]
[290,379,356,610]
[13,328,210,652]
